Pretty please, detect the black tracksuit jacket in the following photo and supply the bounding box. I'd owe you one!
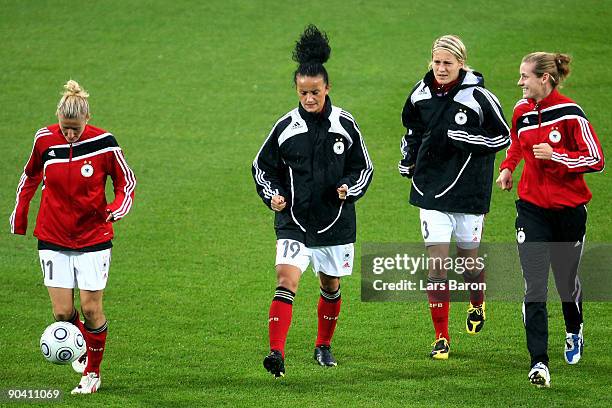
[399,70,510,214]
[253,97,373,246]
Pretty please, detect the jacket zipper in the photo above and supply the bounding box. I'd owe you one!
[535,103,550,202]
[68,144,73,244]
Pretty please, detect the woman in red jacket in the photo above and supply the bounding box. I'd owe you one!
[10,80,136,394]
[497,52,604,388]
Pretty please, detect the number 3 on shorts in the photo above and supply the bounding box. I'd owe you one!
[282,240,301,258]
[422,221,429,239]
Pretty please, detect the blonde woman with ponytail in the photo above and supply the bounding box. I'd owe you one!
[497,52,604,388]
[10,80,136,394]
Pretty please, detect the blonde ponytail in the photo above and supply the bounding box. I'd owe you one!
[56,80,90,119]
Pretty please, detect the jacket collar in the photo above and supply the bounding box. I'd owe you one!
[298,96,333,123]
[424,70,484,97]
[529,88,561,109]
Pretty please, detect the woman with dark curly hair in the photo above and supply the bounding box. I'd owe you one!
[253,24,373,378]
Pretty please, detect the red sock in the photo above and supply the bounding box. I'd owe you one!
[316,287,341,347]
[68,309,86,337]
[269,287,295,357]
[427,278,450,341]
[84,321,108,376]
[463,269,485,306]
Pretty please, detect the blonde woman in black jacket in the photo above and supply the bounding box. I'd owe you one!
[398,34,510,360]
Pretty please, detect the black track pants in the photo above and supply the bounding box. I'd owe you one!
[515,199,586,367]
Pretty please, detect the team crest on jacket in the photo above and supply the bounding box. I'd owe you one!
[81,161,94,178]
[454,109,468,125]
[548,128,562,143]
[333,138,345,155]
[516,228,526,244]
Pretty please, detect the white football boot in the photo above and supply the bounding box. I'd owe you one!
[564,324,584,365]
[72,353,87,374]
[528,362,550,388]
[71,372,101,394]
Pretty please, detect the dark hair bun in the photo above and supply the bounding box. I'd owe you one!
[292,24,331,65]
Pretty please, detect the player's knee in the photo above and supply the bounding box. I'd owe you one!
[525,286,548,302]
[53,309,74,322]
[428,269,447,280]
[276,266,300,292]
[319,273,340,292]
[321,281,340,292]
[463,268,481,280]
[276,271,299,292]
[277,277,298,293]
[80,304,103,322]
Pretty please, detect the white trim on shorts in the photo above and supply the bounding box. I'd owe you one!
[38,249,111,290]
[275,239,354,277]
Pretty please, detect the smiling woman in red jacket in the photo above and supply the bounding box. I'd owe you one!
[10,80,136,395]
[497,52,604,388]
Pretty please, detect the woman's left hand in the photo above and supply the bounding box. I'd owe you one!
[533,143,553,160]
[337,184,348,200]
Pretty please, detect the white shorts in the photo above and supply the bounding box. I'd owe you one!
[38,249,111,291]
[275,239,354,277]
[419,209,484,249]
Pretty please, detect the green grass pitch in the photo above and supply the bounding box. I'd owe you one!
[1,1,610,407]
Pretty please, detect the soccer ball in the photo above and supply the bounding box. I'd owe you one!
[40,322,86,364]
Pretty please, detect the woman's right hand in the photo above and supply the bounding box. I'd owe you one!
[271,195,286,212]
[496,168,513,191]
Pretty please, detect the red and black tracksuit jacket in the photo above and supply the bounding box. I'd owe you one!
[10,124,136,250]
[502,90,604,367]
[500,88,604,209]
